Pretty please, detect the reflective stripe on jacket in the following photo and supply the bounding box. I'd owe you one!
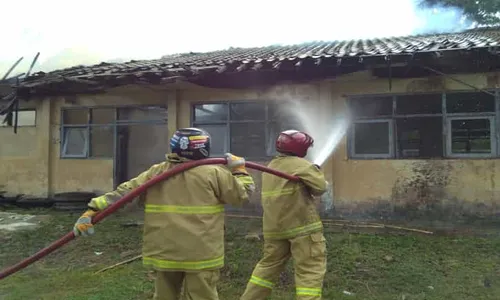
[88,153,255,271]
[261,155,327,240]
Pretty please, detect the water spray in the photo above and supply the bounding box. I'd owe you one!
[280,98,350,213]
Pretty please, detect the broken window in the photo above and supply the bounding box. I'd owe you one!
[446,92,496,157]
[449,118,493,156]
[90,126,114,157]
[446,92,495,113]
[349,96,394,158]
[350,96,393,117]
[117,106,167,122]
[395,94,444,159]
[62,109,89,124]
[352,121,392,157]
[199,124,228,156]
[396,94,442,115]
[396,117,443,158]
[92,108,115,124]
[0,109,37,127]
[230,102,265,121]
[349,91,498,159]
[193,104,228,123]
[231,122,267,158]
[60,106,167,159]
[192,101,303,158]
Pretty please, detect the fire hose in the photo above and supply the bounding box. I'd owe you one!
[0,158,300,280]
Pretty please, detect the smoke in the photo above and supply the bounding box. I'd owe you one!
[0,0,480,76]
[412,1,474,34]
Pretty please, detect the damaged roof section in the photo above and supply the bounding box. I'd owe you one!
[0,53,40,132]
[4,26,500,99]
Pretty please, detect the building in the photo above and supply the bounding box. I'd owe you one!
[1,26,500,220]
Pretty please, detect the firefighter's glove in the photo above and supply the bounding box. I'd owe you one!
[73,209,98,237]
[225,153,248,175]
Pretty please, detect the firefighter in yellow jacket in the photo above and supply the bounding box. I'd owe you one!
[73,127,255,300]
[240,129,328,300]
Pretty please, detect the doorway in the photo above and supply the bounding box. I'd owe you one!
[114,106,168,186]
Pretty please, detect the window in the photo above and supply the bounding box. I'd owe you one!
[348,90,498,159]
[0,109,36,127]
[352,120,393,157]
[448,118,493,156]
[60,106,167,158]
[192,101,302,158]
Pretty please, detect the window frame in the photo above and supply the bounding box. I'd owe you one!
[0,108,37,127]
[446,115,497,158]
[59,105,167,159]
[349,119,394,159]
[191,100,291,160]
[347,89,499,160]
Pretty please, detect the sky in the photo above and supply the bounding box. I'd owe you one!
[0,0,472,76]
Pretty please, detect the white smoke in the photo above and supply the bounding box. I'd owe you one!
[412,1,474,34]
[0,0,487,76]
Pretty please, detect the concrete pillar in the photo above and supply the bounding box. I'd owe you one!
[166,90,179,152]
[37,97,52,197]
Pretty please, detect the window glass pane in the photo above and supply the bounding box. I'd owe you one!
[193,104,227,122]
[0,110,36,127]
[230,122,266,157]
[117,106,167,122]
[92,108,115,124]
[446,92,495,113]
[90,126,114,157]
[451,119,491,154]
[396,117,443,158]
[268,102,304,123]
[63,109,88,124]
[230,102,265,121]
[350,96,393,117]
[396,94,442,114]
[63,127,88,156]
[198,124,228,156]
[354,122,390,155]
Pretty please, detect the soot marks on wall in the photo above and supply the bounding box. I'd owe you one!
[391,161,451,220]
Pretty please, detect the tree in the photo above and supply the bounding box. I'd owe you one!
[419,0,500,25]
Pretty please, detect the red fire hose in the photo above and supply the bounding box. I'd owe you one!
[0,158,299,280]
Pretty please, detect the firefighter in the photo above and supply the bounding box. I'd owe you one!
[73,127,255,300]
[240,129,328,300]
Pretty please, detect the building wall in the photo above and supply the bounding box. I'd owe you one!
[174,71,500,219]
[0,99,50,196]
[0,85,170,197]
[1,71,500,221]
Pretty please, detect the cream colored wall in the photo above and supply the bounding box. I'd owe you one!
[50,85,170,195]
[2,71,500,220]
[174,71,500,217]
[0,85,171,197]
[0,99,50,196]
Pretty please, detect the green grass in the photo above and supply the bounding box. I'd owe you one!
[1,208,500,299]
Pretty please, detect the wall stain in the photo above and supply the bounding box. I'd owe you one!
[391,160,451,219]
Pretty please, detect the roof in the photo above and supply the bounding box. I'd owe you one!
[11,26,500,93]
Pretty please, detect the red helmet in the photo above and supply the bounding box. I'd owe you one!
[275,130,314,158]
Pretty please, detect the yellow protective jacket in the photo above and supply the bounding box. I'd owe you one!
[261,155,327,240]
[88,153,255,272]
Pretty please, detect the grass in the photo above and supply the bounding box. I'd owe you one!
[1,208,500,299]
